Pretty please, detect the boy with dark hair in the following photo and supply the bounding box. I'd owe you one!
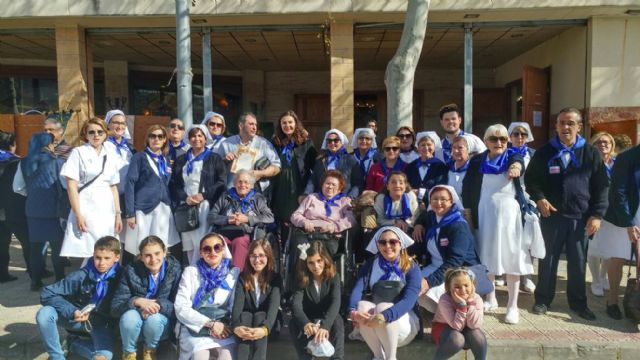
[36,236,122,360]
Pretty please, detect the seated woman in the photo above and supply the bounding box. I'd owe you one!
[231,239,282,360]
[290,170,356,257]
[174,233,239,360]
[411,185,481,313]
[110,235,183,360]
[290,241,344,360]
[208,170,274,270]
[365,136,406,193]
[405,132,448,204]
[374,171,419,234]
[349,226,421,360]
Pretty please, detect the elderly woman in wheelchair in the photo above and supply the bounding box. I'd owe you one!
[208,169,274,271]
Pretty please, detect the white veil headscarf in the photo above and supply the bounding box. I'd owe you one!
[201,111,226,129]
[183,124,213,146]
[104,109,131,140]
[350,128,378,149]
[507,122,534,143]
[366,226,415,254]
[426,184,464,212]
[416,131,444,160]
[321,129,349,150]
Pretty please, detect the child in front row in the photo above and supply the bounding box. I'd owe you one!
[36,236,122,360]
[432,267,487,360]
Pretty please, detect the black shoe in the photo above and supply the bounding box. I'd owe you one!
[0,274,18,283]
[606,303,623,320]
[532,303,547,315]
[572,306,597,321]
[30,281,43,292]
[42,269,53,279]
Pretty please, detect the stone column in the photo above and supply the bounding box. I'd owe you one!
[330,20,354,139]
[55,25,92,144]
[104,60,129,111]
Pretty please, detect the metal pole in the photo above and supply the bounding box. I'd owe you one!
[202,27,213,113]
[464,23,473,134]
[175,0,193,126]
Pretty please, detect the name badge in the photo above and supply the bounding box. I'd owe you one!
[549,166,561,174]
[440,238,449,247]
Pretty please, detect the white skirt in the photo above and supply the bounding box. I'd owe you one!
[589,217,637,260]
[177,325,235,360]
[397,310,420,347]
[124,202,180,255]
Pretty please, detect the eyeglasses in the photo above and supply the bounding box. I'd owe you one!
[169,123,185,130]
[249,254,267,260]
[110,121,126,126]
[207,122,224,128]
[377,239,400,247]
[430,197,452,203]
[511,132,528,138]
[558,121,579,128]
[487,136,508,143]
[358,137,373,141]
[148,133,165,140]
[87,130,105,136]
[326,138,341,144]
[201,243,224,254]
[384,146,399,152]
[595,140,611,145]
[397,133,412,139]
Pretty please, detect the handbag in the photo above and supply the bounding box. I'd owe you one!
[622,241,640,324]
[188,306,229,337]
[370,280,404,304]
[174,203,200,232]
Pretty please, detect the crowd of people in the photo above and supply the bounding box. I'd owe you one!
[0,102,637,360]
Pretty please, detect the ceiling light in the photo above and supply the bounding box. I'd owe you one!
[626,9,640,15]
[464,14,480,19]
[192,19,207,24]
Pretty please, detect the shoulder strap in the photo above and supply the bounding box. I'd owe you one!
[78,155,107,193]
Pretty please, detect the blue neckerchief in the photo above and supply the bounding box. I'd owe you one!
[211,135,225,148]
[325,148,347,169]
[192,258,232,307]
[185,147,211,175]
[145,259,168,299]
[316,192,345,216]
[442,130,465,163]
[377,255,404,281]
[425,204,466,241]
[145,147,169,180]
[354,148,376,176]
[281,140,295,165]
[228,188,256,213]
[416,156,441,170]
[384,193,412,220]
[508,143,529,158]
[548,135,586,168]
[480,151,510,175]
[448,159,469,173]
[169,140,186,162]
[108,136,129,156]
[381,159,405,184]
[605,157,615,179]
[0,149,14,162]
[84,261,120,305]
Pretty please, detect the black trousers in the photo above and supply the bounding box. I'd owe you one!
[288,315,344,360]
[534,214,589,310]
[0,220,31,279]
[236,311,269,360]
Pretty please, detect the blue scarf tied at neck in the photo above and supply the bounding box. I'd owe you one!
[193,258,232,307]
[325,148,348,169]
[108,136,130,156]
[185,147,211,175]
[169,140,186,162]
[442,130,465,163]
[448,159,469,173]
[145,148,169,180]
[507,144,529,158]
[84,260,120,305]
[384,193,413,220]
[381,159,405,184]
[354,148,376,176]
[281,140,295,165]
[416,157,441,171]
[145,259,168,299]
[377,255,404,281]
[316,192,346,216]
[480,151,510,175]
[548,135,586,168]
[0,149,14,162]
[425,204,466,241]
[228,188,256,213]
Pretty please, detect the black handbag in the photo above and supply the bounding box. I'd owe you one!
[623,241,640,324]
[174,203,200,232]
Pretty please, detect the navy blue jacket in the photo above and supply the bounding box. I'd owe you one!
[40,266,123,321]
[349,257,420,322]
[0,156,26,222]
[110,255,182,320]
[414,211,480,287]
[604,145,640,227]
[169,151,227,206]
[525,141,609,219]
[232,273,282,331]
[124,152,172,218]
[405,158,448,195]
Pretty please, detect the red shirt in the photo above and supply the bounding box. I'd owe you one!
[365,160,407,193]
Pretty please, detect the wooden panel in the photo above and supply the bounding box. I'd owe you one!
[473,88,507,135]
[522,65,550,148]
[591,120,637,147]
[295,94,331,149]
[14,115,45,156]
[0,114,15,134]
[132,116,171,151]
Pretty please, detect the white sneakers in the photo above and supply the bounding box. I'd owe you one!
[505,308,520,324]
[484,298,499,312]
[521,278,536,293]
[591,281,605,297]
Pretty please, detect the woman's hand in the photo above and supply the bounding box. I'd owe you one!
[419,278,430,296]
[303,322,318,337]
[351,310,372,326]
[585,216,601,236]
[366,313,386,328]
[320,223,335,233]
[627,225,640,243]
[235,212,249,225]
[233,326,252,340]
[114,215,123,233]
[314,328,329,344]
[303,222,316,233]
[210,321,231,338]
[507,163,522,179]
[73,310,90,323]
[126,217,136,230]
[76,213,89,233]
[134,298,160,314]
[394,219,409,232]
[248,327,268,340]
[412,224,425,242]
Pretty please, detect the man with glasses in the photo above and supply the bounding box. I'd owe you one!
[217,112,281,196]
[438,103,486,163]
[525,107,609,321]
[167,118,190,165]
[201,111,227,151]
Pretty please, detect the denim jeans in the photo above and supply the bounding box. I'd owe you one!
[119,309,169,352]
[36,305,114,360]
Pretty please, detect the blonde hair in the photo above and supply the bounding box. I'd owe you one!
[590,131,616,157]
[483,124,509,141]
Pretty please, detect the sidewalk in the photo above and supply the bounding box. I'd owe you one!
[1,238,639,359]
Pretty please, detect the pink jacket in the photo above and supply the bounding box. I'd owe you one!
[290,193,356,232]
[433,293,484,331]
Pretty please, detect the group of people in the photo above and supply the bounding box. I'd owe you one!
[0,102,637,360]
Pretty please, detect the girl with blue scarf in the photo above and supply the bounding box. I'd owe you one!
[111,236,183,360]
[174,233,239,360]
[374,171,419,233]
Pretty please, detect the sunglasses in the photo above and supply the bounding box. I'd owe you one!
[511,132,528,138]
[326,138,341,144]
[208,122,224,128]
[201,243,224,254]
[110,121,126,126]
[169,123,185,130]
[384,146,400,152]
[487,136,508,143]
[148,133,165,140]
[378,239,400,247]
[87,130,105,136]
[397,133,413,139]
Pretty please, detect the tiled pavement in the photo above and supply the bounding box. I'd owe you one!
[1,239,639,359]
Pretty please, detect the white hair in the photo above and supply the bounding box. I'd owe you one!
[483,124,509,141]
[234,169,257,187]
